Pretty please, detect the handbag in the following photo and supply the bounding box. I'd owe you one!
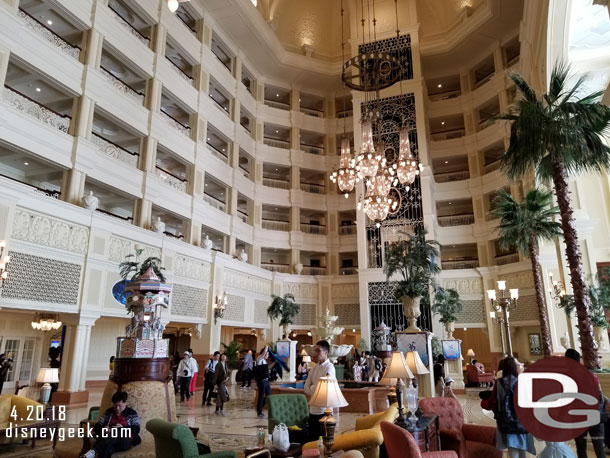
[272,423,290,452]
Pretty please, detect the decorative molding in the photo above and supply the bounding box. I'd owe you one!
[283,282,318,299]
[224,293,245,322]
[254,299,268,325]
[11,208,89,255]
[510,295,539,322]
[504,271,535,289]
[174,255,211,283]
[171,283,207,318]
[331,283,359,300]
[18,10,80,59]
[2,86,70,133]
[108,237,160,263]
[335,304,360,326]
[1,251,81,305]
[293,303,315,326]
[455,299,485,324]
[224,270,271,295]
[154,167,187,192]
[440,278,483,295]
[91,134,138,167]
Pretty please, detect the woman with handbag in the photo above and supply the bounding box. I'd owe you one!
[214,353,229,416]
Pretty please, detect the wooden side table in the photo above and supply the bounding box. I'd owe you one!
[404,414,440,453]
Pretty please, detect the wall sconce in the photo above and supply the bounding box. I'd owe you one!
[214,292,227,324]
[0,241,10,287]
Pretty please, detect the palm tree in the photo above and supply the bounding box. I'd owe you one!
[496,63,610,369]
[492,189,562,357]
[267,293,301,339]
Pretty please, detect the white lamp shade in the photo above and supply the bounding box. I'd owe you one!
[37,368,59,384]
[497,280,506,290]
[384,351,414,379]
[377,376,397,386]
[405,351,429,375]
[487,289,496,301]
[510,288,519,300]
[302,355,311,363]
[300,348,309,356]
[489,311,496,319]
[309,377,349,409]
[467,349,475,357]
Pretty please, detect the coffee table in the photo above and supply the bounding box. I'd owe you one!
[245,443,302,458]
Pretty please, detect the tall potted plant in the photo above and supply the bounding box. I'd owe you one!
[495,63,610,369]
[221,340,242,384]
[431,287,463,339]
[267,293,301,339]
[383,226,440,331]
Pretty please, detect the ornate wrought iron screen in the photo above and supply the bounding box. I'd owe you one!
[358,35,413,82]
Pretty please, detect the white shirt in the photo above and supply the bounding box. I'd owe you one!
[206,359,218,372]
[304,359,336,415]
[177,357,196,377]
[191,357,199,373]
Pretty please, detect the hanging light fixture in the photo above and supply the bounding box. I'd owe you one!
[394,126,423,189]
[31,313,62,331]
[167,0,190,13]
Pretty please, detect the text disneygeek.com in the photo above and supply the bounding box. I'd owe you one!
[5,424,132,442]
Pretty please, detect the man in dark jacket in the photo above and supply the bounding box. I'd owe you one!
[83,391,141,458]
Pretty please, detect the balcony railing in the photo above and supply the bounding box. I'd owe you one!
[484,159,502,174]
[434,170,470,183]
[0,173,61,199]
[96,208,133,222]
[431,129,465,141]
[264,99,290,111]
[506,55,520,68]
[263,177,290,189]
[18,9,80,59]
[160,110,191,137]
[92,133,139,167]
[300,182,325,194]
[336,109,353,119]
[339,224,357,235]
[301,223,326,235]
[441,259,479,270]
[428,89,461,102]
[164,231,184,240]
[176,14,197,37]
[155,166,187,192]
[203,193,226,211]
[264,137,290,150]
[302,266,327,275]
[301,106,324,118]
[100,66,144,104]
[237,211,249,224]
[261,262,290,273]
[210,93,230,115]
[262,219,290,231]
[3,86,71,133]
[474,71,495,89]
[340,267,358,275]
[108,5,150,46]
[438,214,475,227]
[166,57,194,85]
[207,143,229,163]
[300,144,324,155]
[495,253,520,266]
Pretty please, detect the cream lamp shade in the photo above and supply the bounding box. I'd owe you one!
[300,348,309,356]
[384,351,414,379]
[309,377,349,409]
[37,368,59,384]
[302,355,312,363]
[405,351,429,375]
[377,375,397,386]
[467,349,475,357]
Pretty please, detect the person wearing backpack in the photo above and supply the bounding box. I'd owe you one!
[495,357,535,457]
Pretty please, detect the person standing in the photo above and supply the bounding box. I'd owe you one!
[565,348,606,458]
[241,349,253,389]
[366,352,380,382]
[202,351,220,406]
[433,355,446,397]
[304,340,336,442]
[171,352,181,394]
[214,353,229,416]
[177,351,196,402]
[495,357,536,457]
[188,350,198,396]
[0,353,12,395]
[254,346,276,418]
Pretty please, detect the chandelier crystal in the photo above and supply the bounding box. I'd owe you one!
[31,313,62,331]
[330,137,358,198]
[356,120,381,178]
[395,126,423,189]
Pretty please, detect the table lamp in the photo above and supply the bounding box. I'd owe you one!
[377,375,398,405]
[383,352,414,429]
[302,355,311,373]
[37,368,59,404]
[467,348,475,364]
[308,376,349,456]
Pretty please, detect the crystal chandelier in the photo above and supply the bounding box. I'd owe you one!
[31,313,62,331]
[394,126,423,189]
[330,137,358,198]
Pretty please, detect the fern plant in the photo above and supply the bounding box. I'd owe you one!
[431,287,463,323]
[119,251,166,283]
[267,293,301,339]
[221,340,243,370]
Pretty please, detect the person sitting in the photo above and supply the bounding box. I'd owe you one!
[83,391,141,458]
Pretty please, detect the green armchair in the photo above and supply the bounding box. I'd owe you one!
[146,419,237,458]
[267,393,309,433]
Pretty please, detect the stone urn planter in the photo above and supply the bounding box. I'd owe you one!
[445,321,455,339]
[594,326,609,352]
[400,296,421,331]
[152,217,165,233]
[238,249,248,262]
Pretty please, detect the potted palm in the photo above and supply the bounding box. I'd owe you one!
[431,287,463,339]
[221,340,243,384]
[492,188,562,357]
[383,226,440,331]
[267,293,301,339]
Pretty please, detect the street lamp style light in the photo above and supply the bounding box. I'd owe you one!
[487,281,518,356]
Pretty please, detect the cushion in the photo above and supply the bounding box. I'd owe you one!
[465,440,499,457]
[0,396,11,423]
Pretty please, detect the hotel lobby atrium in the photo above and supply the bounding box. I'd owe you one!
[0,0,610,457]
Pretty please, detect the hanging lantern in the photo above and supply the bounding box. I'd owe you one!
[395,126,423,188]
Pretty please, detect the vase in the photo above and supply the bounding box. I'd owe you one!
[238,249,248,262]
[152,217,165,233]
[295,263,303,275]
[594,326,609,352]
[445,321,455,339]
[202,235,213,250]
[82,190,99,211]
[400,296,421,331]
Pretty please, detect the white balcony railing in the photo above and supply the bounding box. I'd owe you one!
[474,71,495,89]
[160,110,191,137]
[434,170,470,183]
[484,159,502,174]
[300,182,325,194]
[203,194,226,211]
[302,266,327,275]
[300,144,324,155]
[166,57,194,85]
[3,86,71,133]
[301,224,326,235]
[100,67,144,104]
[441,259,479,270]
[108,6,150,46]
[428,89,461,102]
[438,214,475,227]
[263,177,290,189]
[431,129,466,141]
[18,9,80,59]
[300,107,324,118]
[495,253,520,266]
[155,166,187,192]
[340,267,358,275]
[264,138,290,149]
[261,262,291,273]
[264,99,290,111]
[339,224,357,235]
[262,219,290,231]
[92,134,139,167]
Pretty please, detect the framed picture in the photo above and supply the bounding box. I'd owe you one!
[442,340,461,360]
[395,332,430,367]
[528,333,542,355]
[276,341,290,359]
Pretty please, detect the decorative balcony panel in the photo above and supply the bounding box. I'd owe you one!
[2,87,70,133]
[154,167,187,192]
[91,134,138,167]
[262,178,290,189]
[18,10,80,59]
[100,67,144,105]
[261,263,290,274]
[166,57,194,85]
[203,194,226,212]
[300,183,325,194]
[160,111,191,137]
[109,8,150,47]
[261,219,290,231]
[441,259,480,269]
[339,225,357,235]
[434,170,470,183]
[438,214,475,227]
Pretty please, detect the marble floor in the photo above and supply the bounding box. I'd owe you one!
[0,384,600,457]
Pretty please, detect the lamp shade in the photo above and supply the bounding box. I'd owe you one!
[37,368,59,384]
[302,355,312,363]
[300,348,309,356]
[384,351,414,379]
[309,377,349,409]
[467,349,475,357]
[377,375,397,386]
[405,351,429,375]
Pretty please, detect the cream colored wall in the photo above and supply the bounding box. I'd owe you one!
[87,317,127,381]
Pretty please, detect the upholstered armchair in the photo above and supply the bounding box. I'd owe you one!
[146,419,237,458]
[380,421,457,458]
[466,364,494,387]
[302,403,398,458]
[266,394,309,433]
[418,398,500,458]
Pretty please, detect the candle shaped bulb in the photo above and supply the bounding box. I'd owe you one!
[549,272,553,280]
[553,281,558,287]
[489,311,496,319]
[497,280,506,290]
[487,289,497,301]
[0,240,5,248]
[3,256,10,263]
[0,263,4,270]
[560,290,566,297]
[510,289,519,300]
[1,271,7,279]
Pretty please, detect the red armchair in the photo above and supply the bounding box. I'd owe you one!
[418,397,500,458]
[466,364,494,387]
[380,421,457,458]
